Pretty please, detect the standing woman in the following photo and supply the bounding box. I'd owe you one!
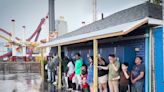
[98,57,108,92]
[87,56,94,92]
[67,58,76,91]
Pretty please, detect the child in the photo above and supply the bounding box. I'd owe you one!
[119,62,130,92]
[81,65,89,92]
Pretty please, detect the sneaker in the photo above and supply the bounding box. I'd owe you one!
[67,88,72,91]
[47,79,51,82]
[53,82,57,85]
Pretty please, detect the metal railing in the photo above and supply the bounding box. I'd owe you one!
[0,62,41,74]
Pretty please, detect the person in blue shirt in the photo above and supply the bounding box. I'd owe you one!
[87,56,94,92]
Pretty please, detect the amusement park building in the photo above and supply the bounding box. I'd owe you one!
[40,2,164,92]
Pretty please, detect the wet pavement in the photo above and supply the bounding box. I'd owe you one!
[0,73,58,92]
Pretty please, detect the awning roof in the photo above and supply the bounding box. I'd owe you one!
[39,17,163,48]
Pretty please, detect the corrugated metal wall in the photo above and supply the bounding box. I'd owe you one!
[154,27,164,92]
[64,38,145,67]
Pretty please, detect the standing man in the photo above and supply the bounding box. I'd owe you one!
[99,54,120,92]
[108,54,120,92]
[52,54,59,85]
[74,53,83,91]
[131,56,145,92]
[47,56,52,82]
[47,56,55,83]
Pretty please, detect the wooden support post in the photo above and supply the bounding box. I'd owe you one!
[58,45,62,90]
[93,39,98,92]
[40,47,45,81]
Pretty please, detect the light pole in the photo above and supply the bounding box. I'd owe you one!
[11,19,15,42]
[22,26,26,42]
[11,19,16,58]
[22,26,26,57]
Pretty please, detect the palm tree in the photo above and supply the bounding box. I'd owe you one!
[149,0,162,5]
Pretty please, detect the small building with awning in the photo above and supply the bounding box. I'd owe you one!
[39,2,164,92]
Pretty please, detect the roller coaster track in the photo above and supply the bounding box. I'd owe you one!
[0,34,11,42]
[0,15,48,58]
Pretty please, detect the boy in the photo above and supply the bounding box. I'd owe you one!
[81,65,89,92]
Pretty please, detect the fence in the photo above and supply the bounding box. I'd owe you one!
[0,62,41,74]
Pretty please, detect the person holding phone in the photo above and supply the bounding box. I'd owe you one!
[98,56,108,92]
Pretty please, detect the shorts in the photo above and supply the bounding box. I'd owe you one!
[73,74,82,84]
[98,74,108,84]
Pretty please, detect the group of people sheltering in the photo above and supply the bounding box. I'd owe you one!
[46,53,145,92]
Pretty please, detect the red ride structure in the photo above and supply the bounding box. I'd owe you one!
[0,15,48,61]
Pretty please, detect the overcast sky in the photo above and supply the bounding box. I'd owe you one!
[0,0,147,42]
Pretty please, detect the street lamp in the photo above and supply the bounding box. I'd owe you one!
[11,19,16,58]
[10,19,17,61]
[22,26,26,42]
[11,19,15,42]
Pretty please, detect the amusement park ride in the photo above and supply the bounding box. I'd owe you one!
[0,15,49,61]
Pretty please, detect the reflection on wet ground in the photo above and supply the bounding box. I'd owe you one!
[0,73,58,92]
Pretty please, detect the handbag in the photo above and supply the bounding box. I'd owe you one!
[69,72,75,80]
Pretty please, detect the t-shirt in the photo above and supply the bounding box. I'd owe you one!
[62,59,69,73]
[120,71,130,86]
[81,74,89,88]
[98,62,108,77]
[131,64,145,82]
[67,61,75,77]
[108,61,120,80]
[75,58,83,75]
[53,57,59,67]
[48,60,55,71]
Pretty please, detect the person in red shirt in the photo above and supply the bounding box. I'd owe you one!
[81,65,89,92]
